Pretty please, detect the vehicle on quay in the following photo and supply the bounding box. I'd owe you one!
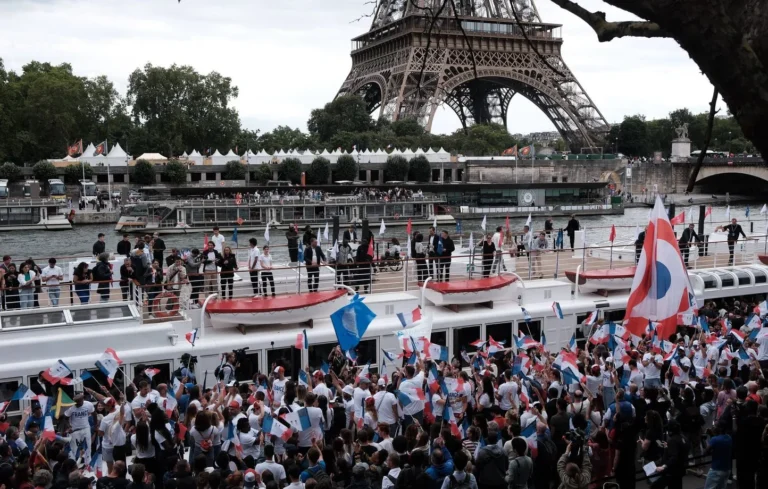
[79,180,98,203]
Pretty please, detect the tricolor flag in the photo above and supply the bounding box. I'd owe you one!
[552,302,564,319]
[427,342,449,362]
[345,349,358,364]
[584,311,598,326]
[262,415,293,441]
[0,401,8,414]
[737,347,751,361]
[469,339,486,349]
[89,451,103,478]
[443,403,461,438]
[428,365,440,394]
[590,324,610,345]
[516,333,541,351]
[321,361,330,375]
[185,328,199,346]
[382,349,396,362]
[95,348,122,386]
[355,364,371,383]
[144,368,161,380]
[396,386,425,407]
[42,360,73,385]
[11,384,32,401]
[608,322,631,340]
[295,329,309,350]
[460,348,471,365]
[540,330,548,352]
[487,336,505,354]
[397,307,422,328]
[42,416,56,441]
[226,421,243,455]
[380,361,388,385]
[567,333,577,352]
[698,315,710,333]
[745,313,762,331]
[521,307,532,323]
[729,329,746,344]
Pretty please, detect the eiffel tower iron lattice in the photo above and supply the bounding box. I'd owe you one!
[337,0,610,152]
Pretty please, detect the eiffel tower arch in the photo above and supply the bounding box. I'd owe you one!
[337,0,610,152]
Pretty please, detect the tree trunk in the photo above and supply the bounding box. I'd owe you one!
[600,0,768,156]
[686,88,719,192]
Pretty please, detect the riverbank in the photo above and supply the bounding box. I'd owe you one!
[624,192,758,208]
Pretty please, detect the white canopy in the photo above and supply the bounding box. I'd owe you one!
[136,153,167,161]
[81,143,96,157]
[107,143,128,159]
[225,149,238,158]
[181,151,189,158]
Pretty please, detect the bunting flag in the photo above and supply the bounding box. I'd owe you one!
[295,329,309,350]
[262,415,293,441]
[185,328,199,346]
[552,302,564,319]
[53,389,75,418]
[41,360,73,385]
[397,307,422,328]
[95,348,122,386]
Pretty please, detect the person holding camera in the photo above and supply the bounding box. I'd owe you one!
[557,441,592,489]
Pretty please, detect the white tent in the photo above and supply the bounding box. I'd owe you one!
[210,150,228,166]
[181,151,189,158]
[136,153,168,162]
[188,149,204,165]
[224,149,239,159]
[81,143,96,158]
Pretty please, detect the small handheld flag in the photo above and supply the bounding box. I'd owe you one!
[295,330,309,350]
[185,328,199,346]
[521,307,532,323]
[95,348,122,386]
[552,302,564,319]
[382,350,396,362]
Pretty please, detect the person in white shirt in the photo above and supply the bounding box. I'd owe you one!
[202,241,220,295]
[642,352,664,388]
[17,262,37,309]
[342,385,355,429]
[692,341,709,372]
[353,378,373,429]
[567,390,590,418]
[256,445,286,484]
[312,372,332,400]
[258,246,276,297]
[376,423,395,454]
[65,394,95,465]
[756,331,768,367]
[131,419,156,460]
[399,365,425,428]
[373,379,399,433]
[627,359,645,387]
[41,258,64,306]
[490,226,505,274]
[248,238,261,296]
[285,465,305,489]
[296,393,326,449]
[131,381,159,418]
[210,227,226,253]
[600,358,618,408]
[97,398,125,472]
[236,417,261,461]
[271,367,287,407]
[382,452,402,489]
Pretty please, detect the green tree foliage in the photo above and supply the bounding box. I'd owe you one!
[252,164,273,184]
[617,115,650,156]
[408,155,432,182]
[307,95,373,143]
[384,155,409,181]
[0,162,22,182]
[64,163,93,184]
[307,157,331,184]
[132,159,156,186]
[391,119,425,137]
[164,159,188,185]
[32,160,59,184]
[334,155,358,182]
[127,63,240,157]
[279,158,302,184]
[223,160,246,180]
[256,126,314,153]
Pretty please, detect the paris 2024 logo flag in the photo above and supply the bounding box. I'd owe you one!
[624,196,696,339]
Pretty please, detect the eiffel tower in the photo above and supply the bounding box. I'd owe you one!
[337,0,610,151]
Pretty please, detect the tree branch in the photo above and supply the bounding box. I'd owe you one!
[549,0,670,42]
[686,87,719,192]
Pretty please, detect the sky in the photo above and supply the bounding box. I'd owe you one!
[0,0,724,138]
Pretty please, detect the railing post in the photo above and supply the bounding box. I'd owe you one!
[554,249,560,279]
[297,262,301,295]
[403,257,409,292]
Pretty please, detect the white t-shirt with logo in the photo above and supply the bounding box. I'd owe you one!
[643,353,663,380]
[65,401,95,430]
[272,378,287,405]
[41,265,63,287]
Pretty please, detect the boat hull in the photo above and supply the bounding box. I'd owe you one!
[565,266,636,292]
[115,218,453,234]
[423,275,518,307]
[206,289,348,328]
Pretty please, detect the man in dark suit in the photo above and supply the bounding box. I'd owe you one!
[564,215,580,250]
[635,227,646,264]
[678,223,699,268]
[342,225,357,243]
[437,230,455,282]
[152,232,166,267]
[427,226,440,278]
[716,218,747,265]
[304,238,326,292]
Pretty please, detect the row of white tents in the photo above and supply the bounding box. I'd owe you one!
[53,145,452,167]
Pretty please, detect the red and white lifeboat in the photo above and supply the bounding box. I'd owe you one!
[565,266,636,293]
[422,275,517,310]
[206,289,348,330]
[759,255,768,266]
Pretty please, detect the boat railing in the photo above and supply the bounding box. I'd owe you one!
[7,234,768,324]
[0,198,67,207]
[125,194,446,208]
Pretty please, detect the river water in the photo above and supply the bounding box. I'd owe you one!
[2,204,764,263]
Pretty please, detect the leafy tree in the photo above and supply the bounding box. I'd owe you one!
[32,160,59,184]
[391,119,425,137]
[127,63,240,157]
[224,160,246,180]
[618,115,650,156]
[307,157,331,184]
[252,164,273,184]
[0,162,22,182]
[307,95,373,143]
[334,154,358,182]
[279,157,302,184]
[408,155,432,182]
[64,163,93,184]
[257,126,314,153]
[132,159,156,186]
[384,155,409,181]
[164,159,188,185]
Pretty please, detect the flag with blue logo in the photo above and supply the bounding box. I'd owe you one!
[552,302,564,319]
[298,241,304,263]
[382,349,396,362]
[331,294,376,352]
[521,307,532,323]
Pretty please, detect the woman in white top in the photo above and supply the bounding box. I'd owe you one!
[258,246,276,297]
[131,420,156,467]
[17,262,37,309]
[476,376,495,414]
[237,417,262,461]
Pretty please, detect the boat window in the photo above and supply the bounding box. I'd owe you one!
[267,348,295,379]
[80,367,125,395]
[715,272,734,287]
[692,272,718,289]
[133,361,172,387]
[731,270,751,285]
[0,378,22,414]
[431,330,447,347]
[235,352,260,383]
[604,310,626,322]
[70,305,135,323]
[519,320,542,341]
[486,322,514,351]
[453,325,481,367]
[28,374,74,399]
[1,310,67,330]
[748,267,767,283]
[355,339,377,367]
[308,343,337,374]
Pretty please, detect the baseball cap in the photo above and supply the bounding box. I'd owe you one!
[359,377,370,384]
[342,385,354,396]
[313,370,324,378]
[679,357,691,367]
[274,366,284,374]
[229,400,241,409]
[692,340,700,346]
[243,469,257,489]
[605,356,614,363]
[377,378,386,386]
[226,380,237,387]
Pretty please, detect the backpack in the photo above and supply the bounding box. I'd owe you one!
[307,467,331,486]
[448,475,472,489]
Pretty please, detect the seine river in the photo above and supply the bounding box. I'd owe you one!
[3,204,763,263]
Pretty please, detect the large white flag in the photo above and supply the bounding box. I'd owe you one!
[481,215,487,231]
[525,213,532,228]
[379,219,386,236]
[761,204,767,216]
[264,224,270,243]
[725,206,731,221]
[323,222,329,241]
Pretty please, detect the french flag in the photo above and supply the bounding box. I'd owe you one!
[397,307,422,328]
[345,349,358,364]
[42,360,73,385]
[737,347,751,361]
[552,302,564,319]
[428,365,440,394]
[609,323,630,340]
[698,315,709,333]
[262,415,293,441]
[295,329,309,350]
[729,329,746,344]
[521,307,532,323]
[89,451,103,478]
[516,333,541,351]
[185,328,199,346]
[469,339,486,349]
[380,361,388,385]
[427,343,449,362]
[144,368,161,380]
[721,318,732,332]
[0,401,8,414]
[589,324,610,345]
[42,416,56,441]
[382,349,396,362]
[488,336,505,354]
[298,370,309,387]
[540,331,548,352]
[355,364,371,383]
[567,333,578,352]
[584,311,598,326]
[95,348,122,387]
[745,313,762,331]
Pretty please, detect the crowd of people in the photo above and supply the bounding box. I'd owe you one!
[2,294,768,489]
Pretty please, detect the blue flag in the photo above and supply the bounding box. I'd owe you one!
[555,229,563,249]
[620,369,630,388]
[331,295,376,352]
[297,407,312,430]
[11,384,29,401]
[298,241,304,263]
[232,227,238,246]
[262,414,274,434]
[699,315,709,333]
[321,361,330,375]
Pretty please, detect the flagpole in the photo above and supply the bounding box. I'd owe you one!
[106,141,112,210]
[609,241,614,269]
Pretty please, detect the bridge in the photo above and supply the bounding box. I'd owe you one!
[681,157,768,194]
